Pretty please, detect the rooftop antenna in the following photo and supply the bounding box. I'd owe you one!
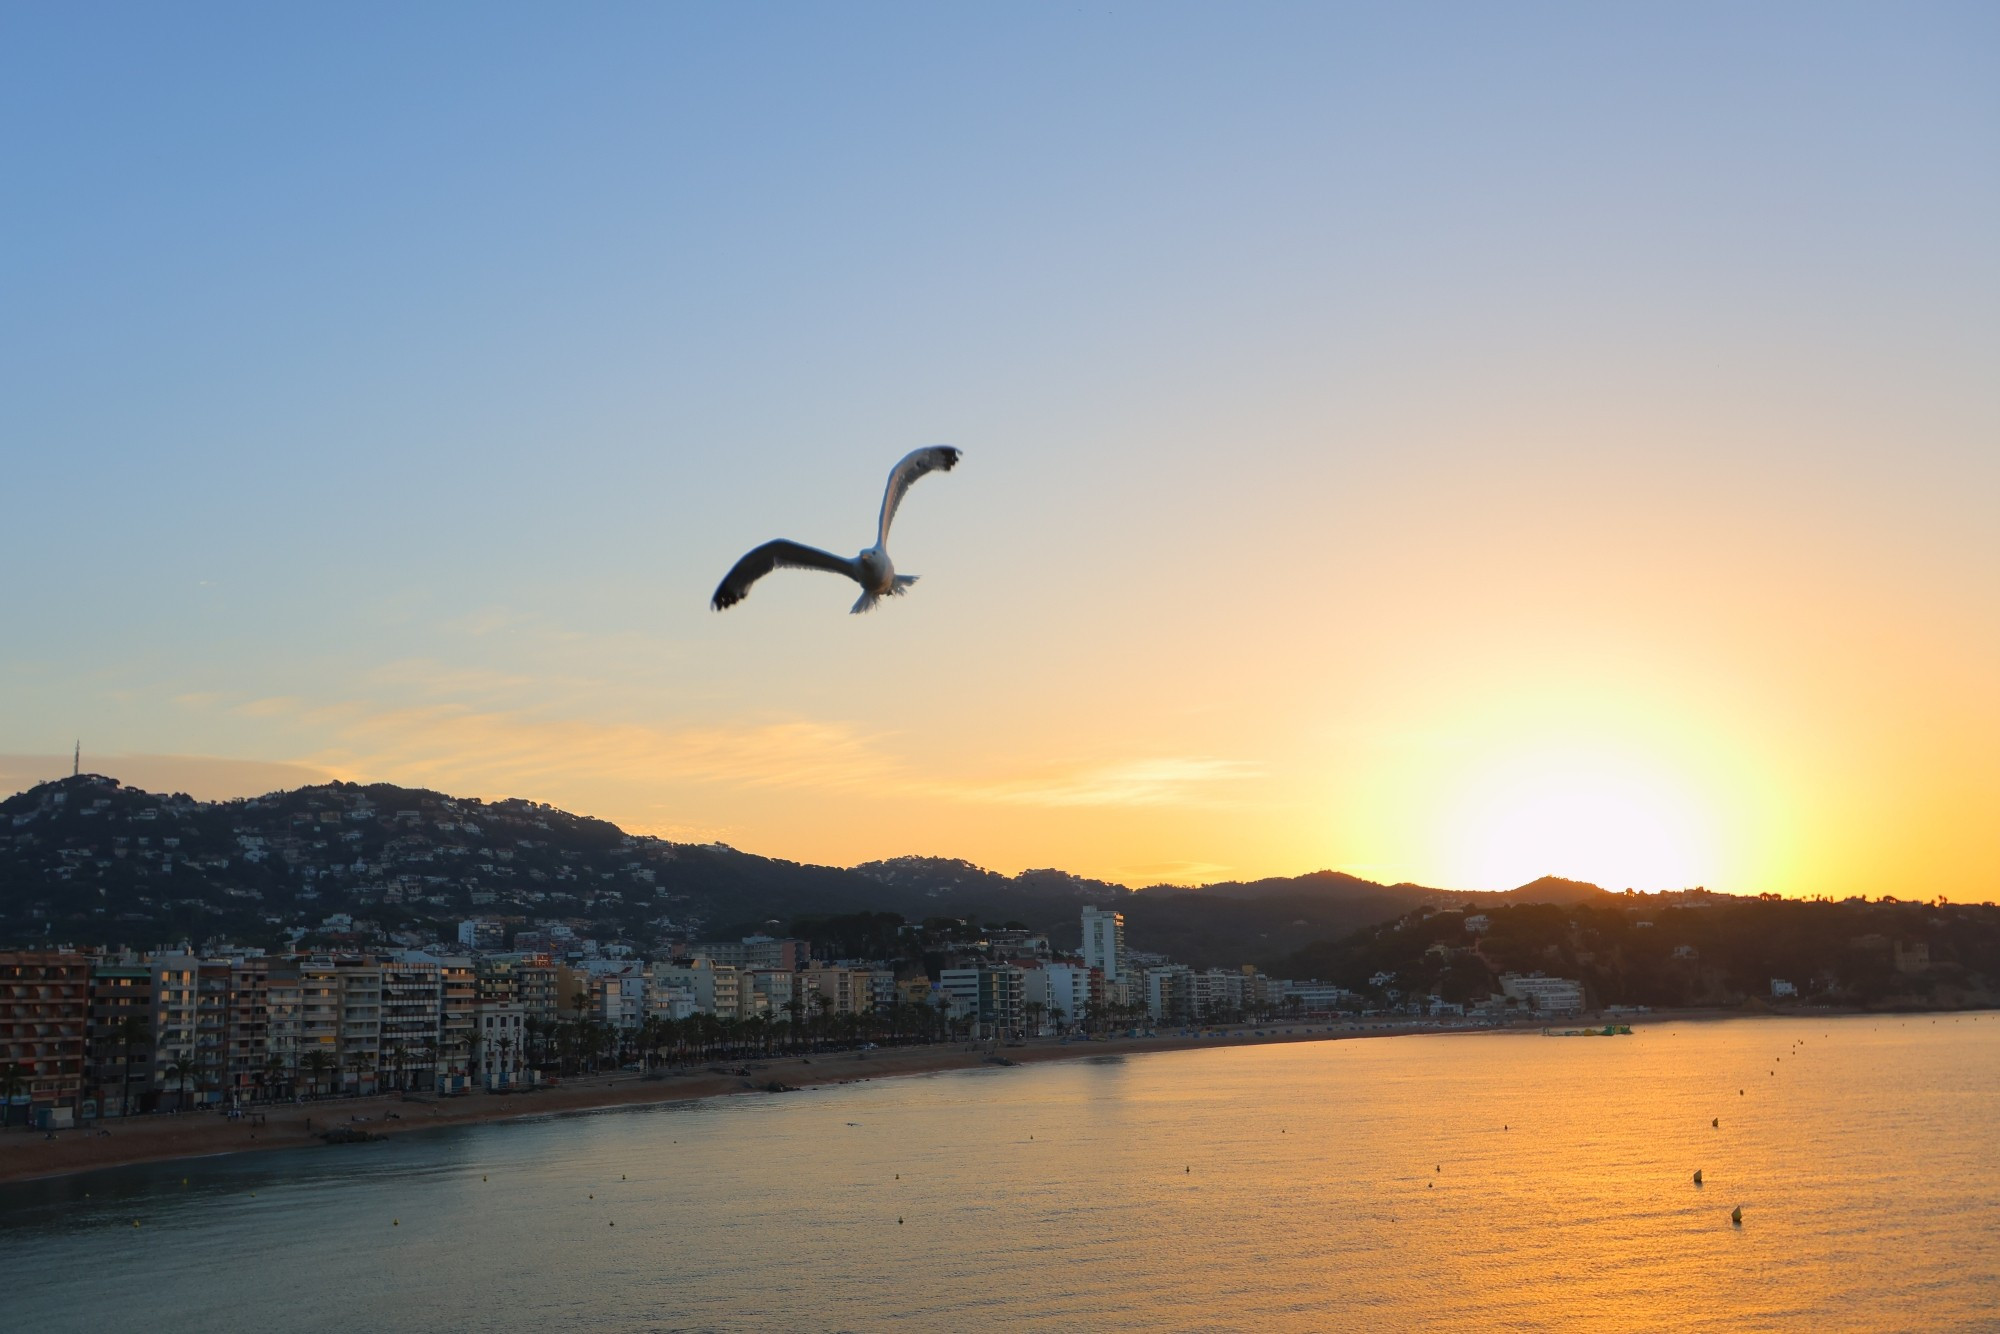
[73,740,80,777]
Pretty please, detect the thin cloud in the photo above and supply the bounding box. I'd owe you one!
[956,757,1264,808]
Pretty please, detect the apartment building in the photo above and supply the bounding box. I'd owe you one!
[150,951,200,1106]
[0,950,90,1123]
[797,966,875,1018]
[86,956,153,1116]
[379,957,443,1092]
[224,957,271,1098]
[1021,962,1100,1032]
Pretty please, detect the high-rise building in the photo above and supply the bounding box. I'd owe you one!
[1081,905,1126,982]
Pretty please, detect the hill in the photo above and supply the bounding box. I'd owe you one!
[3,773,1613,968]
[1279,896,2000,1010]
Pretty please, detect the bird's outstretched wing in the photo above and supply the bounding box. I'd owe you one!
[711,540,861,611]
[876,445,961,547]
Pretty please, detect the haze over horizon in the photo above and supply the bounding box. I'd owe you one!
[4,6,1995,899]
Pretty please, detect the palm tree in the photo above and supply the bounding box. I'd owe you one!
[260,1054,286,1103]
[1023,1001,1046,1039]
[493,1035,514,1088]
[345,1049,373,1097]
[811,994,834,1051]
[167,1053,199,1111]
[114,1014,151,1116]
[0,1062,28,1129]
[386,1045,409,1093]
[300,1049,333,1100]
[782,997,806,1053]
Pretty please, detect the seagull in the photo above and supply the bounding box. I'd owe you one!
[711,445,962,614]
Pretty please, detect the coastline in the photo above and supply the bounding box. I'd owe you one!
[0,1007,1802,1186]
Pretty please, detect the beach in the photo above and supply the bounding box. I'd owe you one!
[0,1019,1501,1185]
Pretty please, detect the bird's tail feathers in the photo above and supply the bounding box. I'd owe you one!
[852,577,916,615]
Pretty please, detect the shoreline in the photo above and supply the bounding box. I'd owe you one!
[0,1006,1886,1186]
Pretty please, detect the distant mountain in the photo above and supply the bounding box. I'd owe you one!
[1492,875,1615,904]
[0,773,1622,969]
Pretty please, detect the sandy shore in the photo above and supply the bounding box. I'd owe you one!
[0,1011,1747,1186]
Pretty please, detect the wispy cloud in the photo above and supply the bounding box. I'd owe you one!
[151,689,1262,824]
[441,606,531,638]
[954,757,1263,808]
[304,706,902,799]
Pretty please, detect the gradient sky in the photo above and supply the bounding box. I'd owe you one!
[4,4,1995,898]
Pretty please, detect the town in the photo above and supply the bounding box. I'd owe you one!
[0,899,1593,1129]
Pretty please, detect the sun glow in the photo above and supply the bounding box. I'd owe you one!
[1439,746,1721,892]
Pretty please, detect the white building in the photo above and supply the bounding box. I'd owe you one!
[472,1003,526,1089]
[1021,962,1097,1031]
[1498,973,1584,1015]
[1268,979,1354,1014]
[1081,905,1126,983]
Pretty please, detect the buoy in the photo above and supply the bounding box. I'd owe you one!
[1731,1206,1742,1226]
[1435,1165,1441,1173]
[898,1217,904,1224]
[393,1219,399,1226]
[609,1221,614,1227]
[1428,1182,1433,1189]
[589,1194,593,1199]
[133,1220,140,1227]
[1693,1170,1703,1185]
[1712,1118,1719,1128]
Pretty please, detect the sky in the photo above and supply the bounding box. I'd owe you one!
[3,4,1995,899]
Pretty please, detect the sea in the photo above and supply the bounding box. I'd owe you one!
[3,1013,1996,1332]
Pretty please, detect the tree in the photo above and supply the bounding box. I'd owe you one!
[168,1053,199,1111]
[260,1054,287,1102]
[300,1049,333,1099]
[0,1063,28,1129]
[114,1014,151,1117]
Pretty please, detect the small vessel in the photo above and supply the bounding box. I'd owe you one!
[1731,1206,1743,1226]
[1692,1170,1703,1185]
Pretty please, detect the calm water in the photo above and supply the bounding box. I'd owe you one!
[4,1014,1996,1332]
